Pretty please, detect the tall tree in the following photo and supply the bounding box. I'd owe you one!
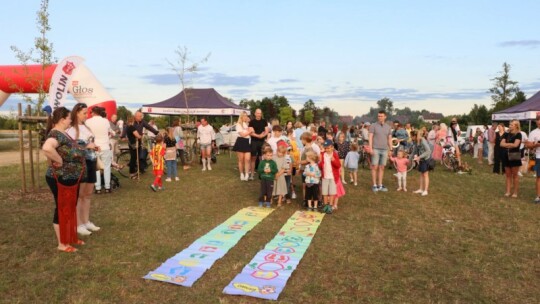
[468,104,490,125]
[278,106,295,125]
[167,46,210,122]
[489,62,519,112]
[377,97,394,116]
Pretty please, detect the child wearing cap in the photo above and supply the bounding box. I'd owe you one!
[319,139,341,213]
[273,140,289,207]
[267,125,287,156]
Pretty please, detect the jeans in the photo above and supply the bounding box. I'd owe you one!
[95,150,113,190]
[165,160,178,178]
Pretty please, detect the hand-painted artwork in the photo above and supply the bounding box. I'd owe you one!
[223,211,325,300]
[144,207,274,287]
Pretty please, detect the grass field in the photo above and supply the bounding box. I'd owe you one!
[0,154,539,303]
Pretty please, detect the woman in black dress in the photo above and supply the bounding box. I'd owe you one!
[500,120,522,197]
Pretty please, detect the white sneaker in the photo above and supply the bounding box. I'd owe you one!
[240,173,245,181]
[175,177,180,181]
[85,222,101,232]
[421,191,428,196]
[291,192,297,199]
[249,174,254,181]
[518,172,523,177]
[207,165,212,171]
[165,178,172,182]
[350,179,354,183]
[413,189,423,194]
[354,182,358,186]
[342,180,347,184]
[77,224,92,236]
[202,166,207,171]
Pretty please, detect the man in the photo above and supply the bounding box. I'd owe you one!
[448,117,462,167]
[318,120,328,138]
[109,114,121,157]
[197,117,216,171]
[526,116,540,203]
[124,111,158,177]
[86,107,113,193]
[249,109,269,180]
[369,110,392,192]
[488,122,497,165]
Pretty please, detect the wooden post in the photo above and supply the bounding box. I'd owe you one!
[18,103,26,193]
[27,105,35,191]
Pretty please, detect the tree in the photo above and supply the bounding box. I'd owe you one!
[9,0,55,114]
[116,106,132,121]
[167,46,210,122]
[489,62,519,112]
[468,104,490,125]
[377,97,394,116]
[304,110,314,124]
[278,106,295,125]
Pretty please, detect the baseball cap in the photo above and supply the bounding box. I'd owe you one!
[323,139,333,147]
[277,140,288,149]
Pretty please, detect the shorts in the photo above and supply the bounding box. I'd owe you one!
[418,159,430,173]
[371,148,388,166]
[251,140,264,156]
[321,178,337,196]
[81,159,97,183]
[200,143,212,150]
[305,184,319,201]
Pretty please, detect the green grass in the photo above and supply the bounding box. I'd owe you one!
[0,155,539,303]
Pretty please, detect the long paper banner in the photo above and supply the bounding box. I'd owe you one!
[144,207,274,287]
[223,210,325,300]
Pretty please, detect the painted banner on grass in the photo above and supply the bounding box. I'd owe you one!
[223,210,325,300]
[144,207,274,287]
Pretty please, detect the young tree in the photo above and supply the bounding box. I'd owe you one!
[167,46,210,122]
[489,62,519,112]
[304,110,314,124]
[9,0,55,114]
[278,106,295,125]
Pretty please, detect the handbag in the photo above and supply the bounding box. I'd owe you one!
[96,156,105,170]
[507,150,521,161]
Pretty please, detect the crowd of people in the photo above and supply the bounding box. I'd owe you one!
[42,103,540,253]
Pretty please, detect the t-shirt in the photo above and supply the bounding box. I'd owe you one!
[529,128,540,158]
[45,130,86,180]
[323,153,334,180]
[85,116,111,151]
[66,124,96,160]
[249,118,268,142]
[303,163,321,184]
[257,159,278,180]
[151,144,165,171]
[197,124,215,145]
[126,125,139,147]
[502,132,522,154]
[519,131,528,150]
[369,122,392,150]
[236,122,250,139]
[447,123,461,143]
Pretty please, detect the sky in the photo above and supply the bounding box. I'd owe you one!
[1,0,539,118]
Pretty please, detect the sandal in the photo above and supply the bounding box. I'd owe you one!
[504,193,511,197]
[58,246,77,253]
[72,240,85,246]
[511,194,518,198]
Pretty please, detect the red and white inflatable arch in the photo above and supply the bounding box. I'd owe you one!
[0,56,116,119]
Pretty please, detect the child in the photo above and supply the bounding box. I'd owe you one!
[273,141,289,207]
[164,128,179,182]
[319,139,341,213]
[344,143,360,186]
[150,134,165,191]
[287,130,300,199]
[390,150,410,191]
[412,130,432,196]
[303,151,321,211]
[299,132,321,207]
[257,148,278,208]
[335,132,351,184]
[267,125,287,156]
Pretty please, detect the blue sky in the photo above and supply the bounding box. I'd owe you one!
[1,0,539,117]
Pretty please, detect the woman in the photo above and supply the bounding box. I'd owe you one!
[493,123,506,174]
[335,132,350,184]
[66,103,100,236]
[42,107,94,252]
[500,120,522,197]
[432,123,447,161]
[172,119,190,170]
[412,130,432,196]
[232,111,253,181]
[285,121,294,139]
[473,128,484,164]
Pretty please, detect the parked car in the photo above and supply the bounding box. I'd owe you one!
[220,125,238,147]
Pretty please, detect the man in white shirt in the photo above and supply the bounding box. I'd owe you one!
[525,116,540,203]
[197,117,216,171]
[86,107,113,193]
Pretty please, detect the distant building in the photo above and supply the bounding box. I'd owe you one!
[418,112,444,124]
[392,115,410,125]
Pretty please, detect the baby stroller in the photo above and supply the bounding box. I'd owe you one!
[99,171,120,190]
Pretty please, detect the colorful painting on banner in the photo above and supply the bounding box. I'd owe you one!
[144,207,274,287]
[223,210,325,300]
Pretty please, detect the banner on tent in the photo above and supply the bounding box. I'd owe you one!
[223,211,325,301]
[142,106,246,116]
[144,207,273,287]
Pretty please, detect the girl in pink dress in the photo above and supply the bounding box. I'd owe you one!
[432,123,447,161]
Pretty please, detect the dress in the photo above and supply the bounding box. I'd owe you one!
[502,132,522,168]
[273,155,288,196]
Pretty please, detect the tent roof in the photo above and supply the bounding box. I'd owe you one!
[142,88,247,116]
[492,90,540,121]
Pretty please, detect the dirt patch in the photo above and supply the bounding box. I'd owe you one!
[0,151,45,166]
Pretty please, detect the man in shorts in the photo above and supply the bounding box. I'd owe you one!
[369,110,392,192]
[249,109,269,180]
[197,117,216,171]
